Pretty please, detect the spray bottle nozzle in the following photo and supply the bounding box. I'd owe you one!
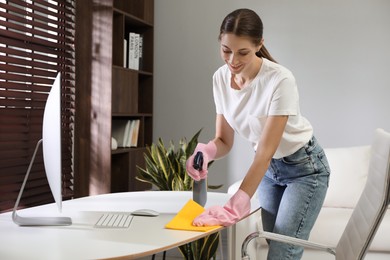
[193,151,203,171]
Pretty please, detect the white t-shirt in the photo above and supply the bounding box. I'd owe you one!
[213,58,313,159]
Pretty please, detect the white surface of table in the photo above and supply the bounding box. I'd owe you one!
[0,191,234,260]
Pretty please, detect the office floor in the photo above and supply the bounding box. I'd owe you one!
[136,229,228,259]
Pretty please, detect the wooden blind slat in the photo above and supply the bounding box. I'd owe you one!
[0,72,58,85]
[0,56,65,73]
[0,36,73,59]
[0,89,49,100]
[0,100,46,109]
[0,107,44,117]
[0,25,61,48]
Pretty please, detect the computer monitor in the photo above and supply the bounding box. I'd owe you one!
[12,72,72,226]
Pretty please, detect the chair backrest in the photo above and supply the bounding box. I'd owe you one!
[336,128,390,260]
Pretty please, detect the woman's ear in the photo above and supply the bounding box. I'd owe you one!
[258,38,265,52]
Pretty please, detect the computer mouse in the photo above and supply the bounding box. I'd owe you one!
[131,209,159,217]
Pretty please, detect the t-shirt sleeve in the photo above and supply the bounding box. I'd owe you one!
[269,76,299,116]
[213,72,223,114]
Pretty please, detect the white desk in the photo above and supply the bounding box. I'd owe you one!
[0,191,246,260]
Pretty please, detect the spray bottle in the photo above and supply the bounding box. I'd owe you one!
[192,151,207,206]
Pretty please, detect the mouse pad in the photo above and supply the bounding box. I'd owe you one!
[165,199,221,232]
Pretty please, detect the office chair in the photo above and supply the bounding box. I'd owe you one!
[241,128,390,260]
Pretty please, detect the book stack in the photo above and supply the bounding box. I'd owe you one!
[126,32,143,70]
[112,119,140,149]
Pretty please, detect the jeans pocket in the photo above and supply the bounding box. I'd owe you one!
[317,150,331,187]
[281,147,311,165]
[317,150,330,174]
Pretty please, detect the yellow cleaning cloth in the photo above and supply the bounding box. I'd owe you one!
[165,199,221,232]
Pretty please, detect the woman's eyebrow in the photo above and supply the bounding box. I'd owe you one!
[221,44,250,52]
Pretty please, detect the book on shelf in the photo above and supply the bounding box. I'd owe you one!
[128,32,135,70]
[139,35,143,69]
[112,120,131,148]
[112,119,140,148]
[128,32,143,70]
[123,39,127,68]
[134,33,139,70]
[129,119,140,147]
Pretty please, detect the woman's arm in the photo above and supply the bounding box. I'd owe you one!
[193,115,288,227]
[239,115,288,198]
[211,114,235,159]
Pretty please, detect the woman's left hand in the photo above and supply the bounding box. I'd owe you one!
[193,189,251,226]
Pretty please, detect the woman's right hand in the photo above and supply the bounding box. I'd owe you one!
[186,141,217,181]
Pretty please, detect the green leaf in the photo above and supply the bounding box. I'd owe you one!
[185,128,202,158]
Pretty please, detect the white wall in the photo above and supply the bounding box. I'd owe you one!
[153,0,390,191]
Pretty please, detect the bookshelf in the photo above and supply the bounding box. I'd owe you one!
[74,0,153,197]
[111,0,153,192]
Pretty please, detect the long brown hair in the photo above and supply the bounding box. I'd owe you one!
[219,8,277,63]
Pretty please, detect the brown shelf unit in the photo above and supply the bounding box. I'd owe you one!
[110,0,154,192]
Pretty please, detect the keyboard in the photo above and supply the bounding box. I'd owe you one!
[94,213,133,228]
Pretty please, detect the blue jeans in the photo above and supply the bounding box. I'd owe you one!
[257,136,330,260]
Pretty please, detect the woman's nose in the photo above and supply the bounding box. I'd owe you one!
[229,54,238,64]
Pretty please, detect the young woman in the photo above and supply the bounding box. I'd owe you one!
[186,8,330,259]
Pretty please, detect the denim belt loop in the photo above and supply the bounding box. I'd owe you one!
[304,136,316,154]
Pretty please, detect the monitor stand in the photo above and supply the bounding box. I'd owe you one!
[12,139,72,226]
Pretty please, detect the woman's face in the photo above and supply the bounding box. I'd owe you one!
[220,33,261,75]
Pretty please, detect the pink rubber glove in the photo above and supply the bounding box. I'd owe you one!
[186,141,217,181]
[193,189,251,227]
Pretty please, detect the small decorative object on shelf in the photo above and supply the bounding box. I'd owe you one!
[111,137,118,150]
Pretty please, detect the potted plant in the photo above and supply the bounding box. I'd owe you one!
[136,129,223,260]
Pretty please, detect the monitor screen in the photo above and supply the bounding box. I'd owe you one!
[42,72,63,212]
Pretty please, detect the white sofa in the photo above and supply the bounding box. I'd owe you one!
[228,145,390,259]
